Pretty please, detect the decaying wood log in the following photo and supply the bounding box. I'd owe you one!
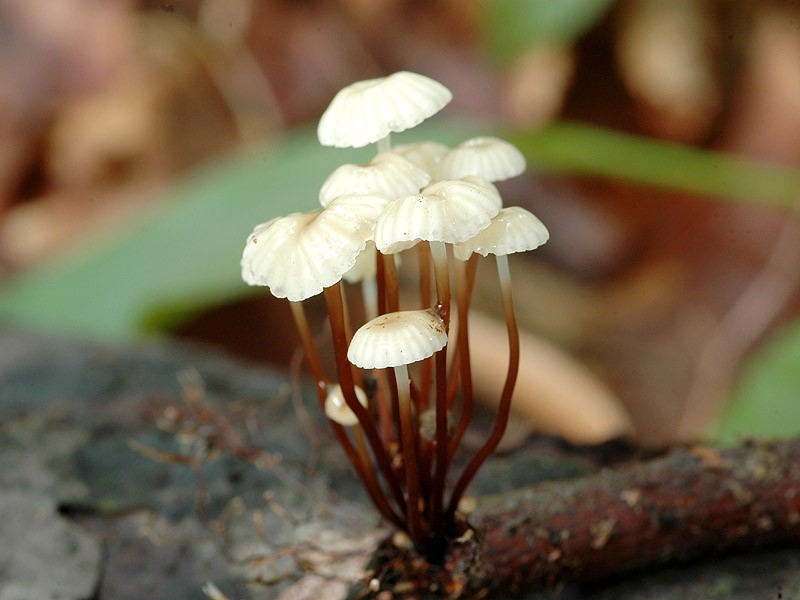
[357,439,800,598]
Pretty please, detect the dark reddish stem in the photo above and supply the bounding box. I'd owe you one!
[374,369,395,448]
[448,254,478,462]
[376,249,387,316]
[382,252,400,313]
[395,363,428,549]
[418,244,433,411]
[288,301,327,398]
[429,241,451,551]
[447,255,519,518]
[288,301,402,527]
[377,253,406,459]
[375,252,399,448]
[323,284,407,516]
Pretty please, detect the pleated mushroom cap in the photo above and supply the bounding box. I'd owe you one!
[319,152,430,207]
[438,136,526,182]
[348,309,447,369]
[373,177,502,254]
[241,194,387,301]
[391,141,450,178]
[453,206,549,260]
[317,72,453,149]
[324,384,368,426]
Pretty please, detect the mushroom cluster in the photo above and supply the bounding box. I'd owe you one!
[241,71,548,563]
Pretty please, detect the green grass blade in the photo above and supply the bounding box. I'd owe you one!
[511,123,800,206]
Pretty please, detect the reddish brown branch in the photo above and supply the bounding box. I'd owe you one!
[359,439,800,598]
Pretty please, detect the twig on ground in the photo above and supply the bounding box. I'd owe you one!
[358,438,800,598]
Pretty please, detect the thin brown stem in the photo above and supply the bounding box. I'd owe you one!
[429,242,450,328]
[418,436,433,505]
[419,243,432,308]
[447,254,519,517]
[429,241,451,549]
[376,249,387,316]
[378,251,402,444]
[289,301,327,398]
[289,300,400,526]
[340,284,355,344]
[448,255,477,462]
[396,363,428,548]
[324,284,407,516]
[419,244,433,410]
[374,369,395,448]
[383,252,400,314]
[353,426,404,528]
[447,254,478,406]
[385,366,401,453]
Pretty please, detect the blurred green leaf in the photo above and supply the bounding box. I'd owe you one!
[512,123,800,206]
[484,0,616,61]
[716,321,800,443]
[1,121,798,341]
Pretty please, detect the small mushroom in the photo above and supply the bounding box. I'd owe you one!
[317,71,453,150]
[347,309,447,370]
[240,193,387,301]
[437,136,526,182]
[319,152,430,207]
[324,384,368,426]
[374,177,502,255]
[392,141,450,178]
[453,206,549,261]
[348,308,447,545]
[374,175,502,339]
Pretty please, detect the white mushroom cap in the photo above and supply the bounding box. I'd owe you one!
[373,177,502,254]
[391,141,450,178]
[437,136,526,182]
[453,206,549,260]
[324,384,368,426]
[319,152,430,207]
[317,71,453,149]
[348,309,447,369]
[241,194,387,300]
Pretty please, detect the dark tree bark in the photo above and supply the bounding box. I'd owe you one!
[359,440,800,598]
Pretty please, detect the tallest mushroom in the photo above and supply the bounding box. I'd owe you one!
[316,71,453,153]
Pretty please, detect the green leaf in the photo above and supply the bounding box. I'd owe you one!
[484,0,616,61]
[716,320,800,443]
[512,123,800,206]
